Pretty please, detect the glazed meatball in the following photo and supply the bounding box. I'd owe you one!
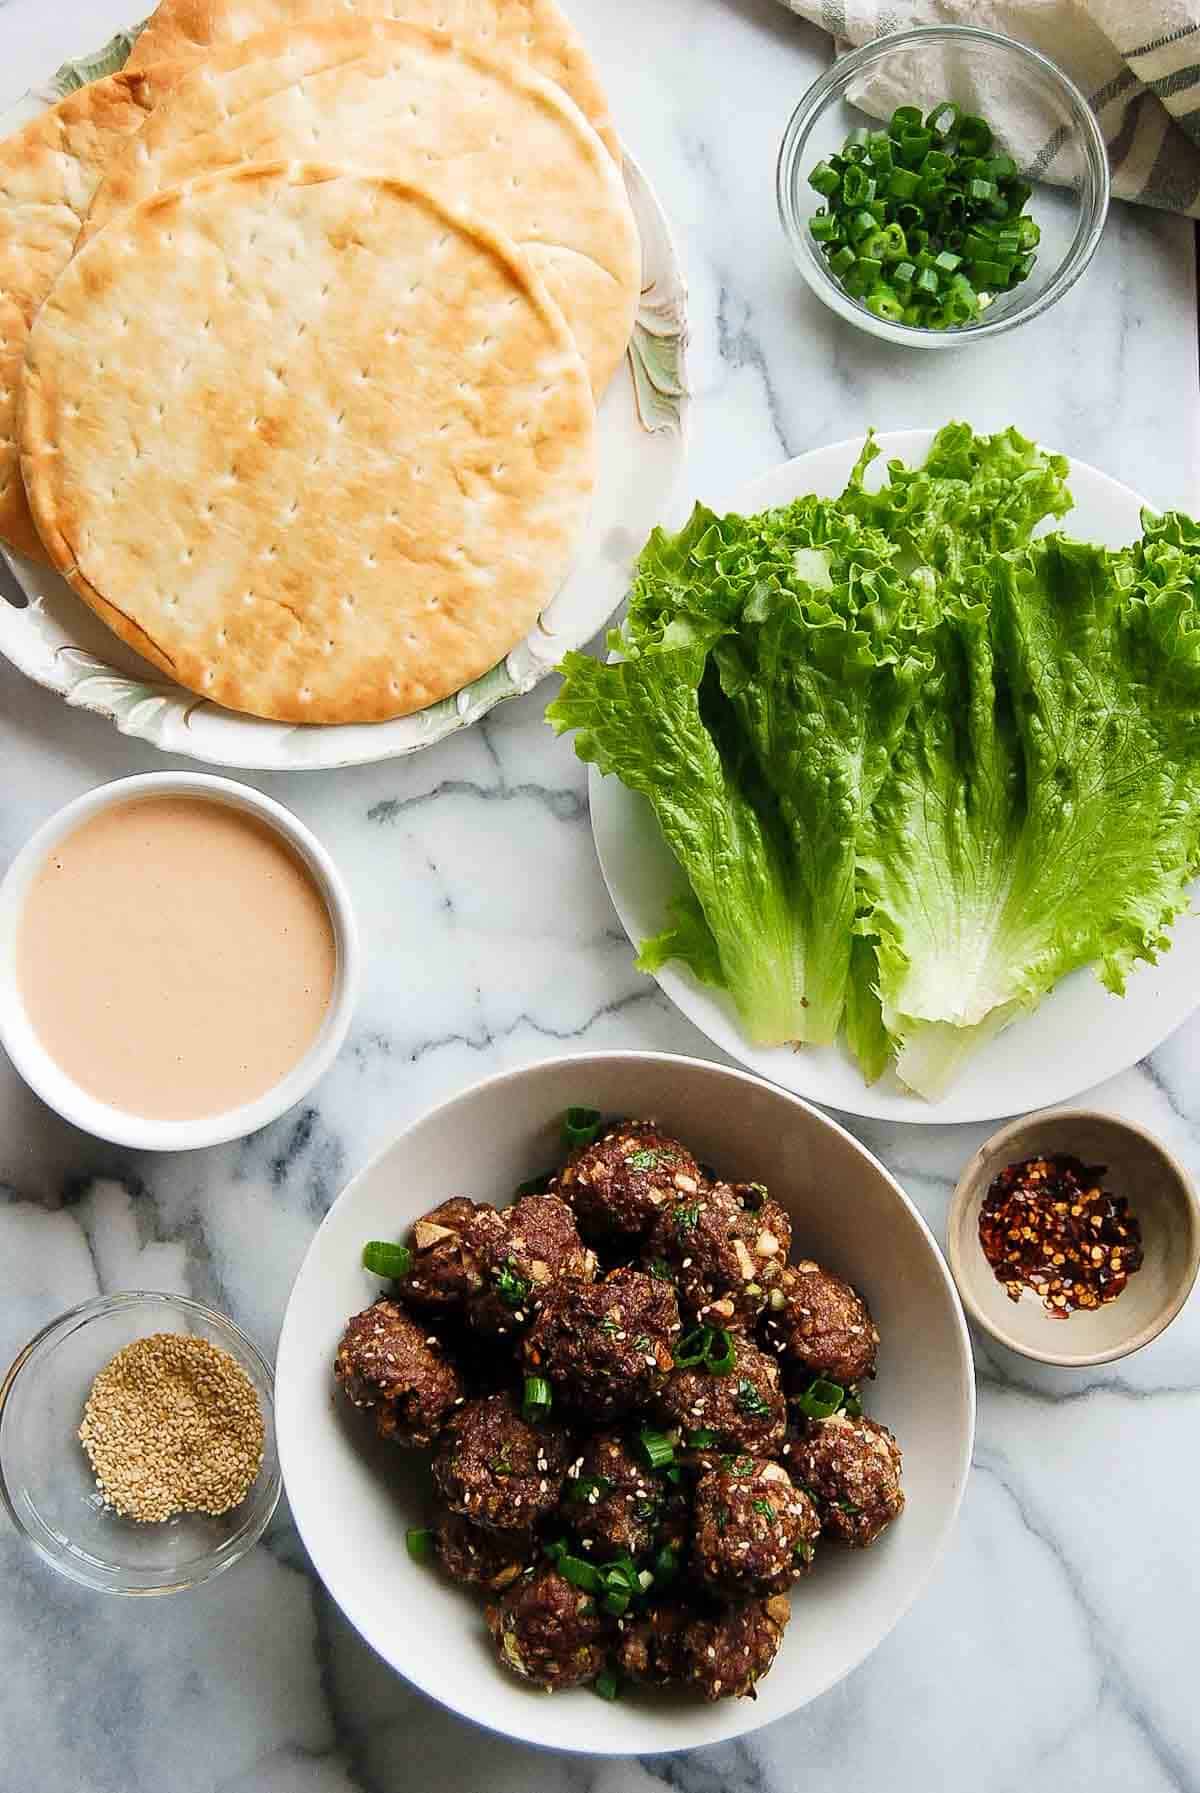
[485,1566,608,1690]
[561,1431,663,1560]
[559,1121,704,1244]
[432,1390,571,1531]
[657,1333,786,1460]
[644,1183,791,1328]
[334,1298,463,1448]
[434,1512,535,1592]
[523,1268,680,1421]
[691,1460,820,1594]
[762,1260,879,1388]
[469,1194,597,1339]
[788,1412,905,1548]
[615,1601,692,1687]
[682,1596,791,1701]
[393,1196,495,1313]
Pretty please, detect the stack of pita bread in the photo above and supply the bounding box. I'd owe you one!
[4,0,639,723]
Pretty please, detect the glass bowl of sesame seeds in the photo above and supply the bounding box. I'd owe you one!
[0,1291,280,1594]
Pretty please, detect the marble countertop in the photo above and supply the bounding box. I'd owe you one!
[2,1,1199,1788]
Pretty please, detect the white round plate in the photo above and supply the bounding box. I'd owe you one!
[275,1052,974,1753]
[0,36,687,771]
[590,429,1200,1125]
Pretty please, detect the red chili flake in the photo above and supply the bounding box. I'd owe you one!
[978,1155,1144,1319]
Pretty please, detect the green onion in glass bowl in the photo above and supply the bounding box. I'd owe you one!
[777,26,1108,348]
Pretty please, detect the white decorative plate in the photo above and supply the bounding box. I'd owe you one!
[0,33,688,771]
[590,429,1200,1125]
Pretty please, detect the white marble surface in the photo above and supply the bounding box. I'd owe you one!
[2,1,1200,1788]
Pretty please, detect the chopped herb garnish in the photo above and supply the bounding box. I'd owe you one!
[567,1474,612,1504]
[632,1334,652,1354]
[722,1454,755,1476]
[685,1427,720,1449]
[736,1379,771,1420]
[791,1377,846,1422]
[626,1148,665,1170]
[599,1315,622,1336]
[647,1257,675,1283]
[794,1539,814,1564]
[674,1203,702,1232]
[752,1497,775,1518]
[836,1499,862,1515]
[715,1504,731,1535]
[494,1261,531,1308]
[490,1448,516,1477]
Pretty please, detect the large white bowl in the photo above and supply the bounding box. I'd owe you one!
[276,1051,974,1754]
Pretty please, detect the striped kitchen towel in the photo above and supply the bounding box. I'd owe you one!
[779,0,1200,215]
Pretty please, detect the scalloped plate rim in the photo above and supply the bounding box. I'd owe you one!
[0,32,689,770]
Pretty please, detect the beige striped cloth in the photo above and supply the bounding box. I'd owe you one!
[780,0,1200,215]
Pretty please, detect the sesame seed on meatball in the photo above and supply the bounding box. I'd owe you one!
[334,1298,463,1448]
[393,1196,496,1314]
[682,1596,791,1701]
[560,1430,663,1560]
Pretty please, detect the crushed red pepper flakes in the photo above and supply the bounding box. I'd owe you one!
[978,1155,1144,1319]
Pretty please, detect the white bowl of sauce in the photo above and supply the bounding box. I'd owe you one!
[0,774,359,1150]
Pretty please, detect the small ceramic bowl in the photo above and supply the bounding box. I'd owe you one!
[0,772,359,1150]
[0,1291,280,1593]
[777,26,1109,347]
[948,1110,1200,1366]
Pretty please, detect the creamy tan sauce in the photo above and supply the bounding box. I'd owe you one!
[17,796,336,1121]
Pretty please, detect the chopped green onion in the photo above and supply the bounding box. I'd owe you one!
[685,1427,720,1449]
[805,97,1037,329]
[556,1552,602,1592]
[792,1376,846,1421]
[562,1106,602,1149]
[362,1240,412,1279]
[735,1378,772,1420]
[925,100,961,137]
[494,1262,531,1309]
[405,1527,434,1563]
[603,1590,630,1616]
[521,1375,552,1421]
[673,1326,712,1368]
[638,1427,676,1471]
[704,1329,736,1376]
[593,1670,620,1702]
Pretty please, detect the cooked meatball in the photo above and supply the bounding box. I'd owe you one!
[434,1512,535,1592]
[615,1600,692,1687]
[559,1121,704,1244]
[485,1566,608,1690]
[561,1431,662,1560]
[432,1390,571,1531]
[334,1298,463,1448]
[692,1460,819,1594]
[762,1260,879,1387]
[787,1412,904,1548]
[643,1183,791,1328]
[469,1194,597,1339]
[523,1268,680,1421]
[682,1596,791,1701]
[657,1333,786,1459]
[394,1196,495,1313]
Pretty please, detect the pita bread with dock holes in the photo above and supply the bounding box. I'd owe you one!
[81,19,640,397]
[0,64,186,564]
[126,0,620,159]
[21,161,597,725]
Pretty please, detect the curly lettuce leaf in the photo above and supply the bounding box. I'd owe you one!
[863,535,1200,1096]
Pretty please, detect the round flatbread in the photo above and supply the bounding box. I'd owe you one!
[21,161,596,725]
[83,21,640,396]
[0,64,186,564]
[126,0,619,160]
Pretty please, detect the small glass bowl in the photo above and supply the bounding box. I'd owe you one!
[0,1292,280,1594]
[777,26,1110,347]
